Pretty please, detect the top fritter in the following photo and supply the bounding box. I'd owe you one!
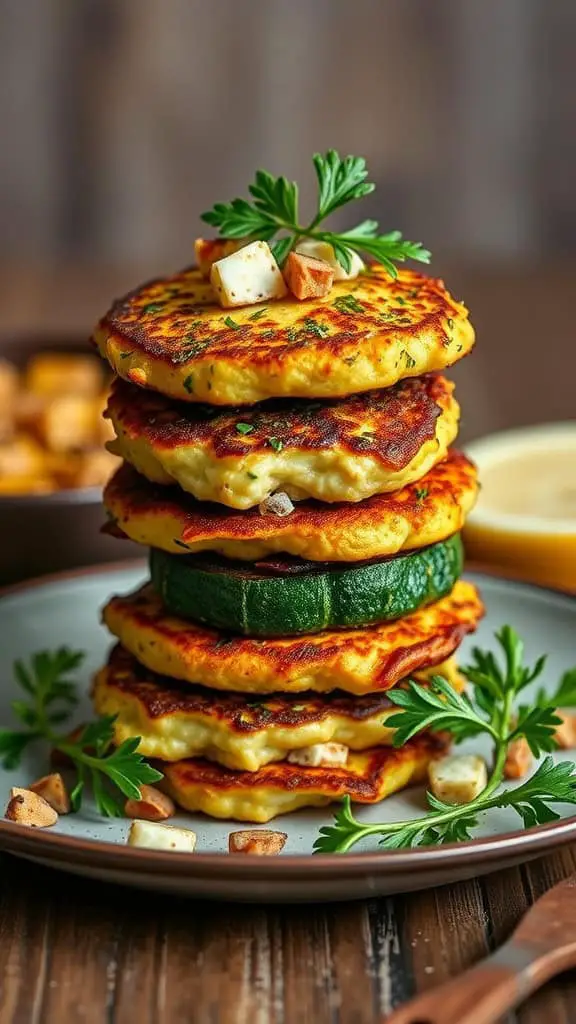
[93,266,474,406]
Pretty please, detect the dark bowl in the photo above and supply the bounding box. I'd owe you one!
[0,333,138,585]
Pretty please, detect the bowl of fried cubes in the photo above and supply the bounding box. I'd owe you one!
[0,335,136,584]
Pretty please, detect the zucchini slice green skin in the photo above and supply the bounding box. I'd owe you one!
[149,534,463,638]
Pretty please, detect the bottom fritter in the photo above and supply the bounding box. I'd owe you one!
[93,644,464,771]
[158,733,449,823]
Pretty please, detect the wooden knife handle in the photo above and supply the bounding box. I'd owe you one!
[385,939,563,1024]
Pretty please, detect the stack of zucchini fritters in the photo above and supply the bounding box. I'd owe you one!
[92,262,483,823]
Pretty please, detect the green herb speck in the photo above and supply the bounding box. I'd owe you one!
[236,422,254,435]
[333,295,365,315]
[248,308,268,321]
[183,374,194,394]
[268,437,283,452]
[224,316,241,330]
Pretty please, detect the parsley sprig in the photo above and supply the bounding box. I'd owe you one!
[0,648,162,817]
[201,150,430,278]
[315,627,576,853]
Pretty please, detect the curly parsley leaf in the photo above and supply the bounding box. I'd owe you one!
[201,150,430,277]
[314,626,576,854]
[0,649,162,817]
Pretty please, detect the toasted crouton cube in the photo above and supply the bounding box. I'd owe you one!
[428,754,487,806]
[5,787,58,827]
[195,238,248,278]
[0,434,46,477]
[29,773,71,814]
[284,251,334,300]
[295,240,365,280]
[124,785,175,822]
[127,820,197,852]
[73,449,118,488]
[228,830,287,856]
[14,390,47,433]
[504,737,533,780]
[36,394,96,453]
[25,354,103,396]
[287,743,349,768]
[210,241,287,308]
[553,711,576,749]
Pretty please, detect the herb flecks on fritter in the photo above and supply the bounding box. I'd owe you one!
[105,374,459,508]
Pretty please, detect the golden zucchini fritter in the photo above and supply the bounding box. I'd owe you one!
[103,451,479,561]
[93,644,464,771]
[106,374,458,508]
[92,266,475,405]
[158,733,449,822]
[102,580,483,696]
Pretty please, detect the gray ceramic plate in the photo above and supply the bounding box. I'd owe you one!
[0,564,575,903]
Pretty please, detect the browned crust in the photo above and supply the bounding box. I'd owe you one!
[103,449,478,549]
[159,733,449,799]
[106,374,450,471]
[102,582,484,692]
[96,644,444,731]
[99,266,465,368]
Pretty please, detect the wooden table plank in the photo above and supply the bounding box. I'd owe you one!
[1,848,576,1022]
[0,859,52,1023]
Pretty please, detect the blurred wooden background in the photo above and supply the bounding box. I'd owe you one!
[0,0,575,439]
[1,0,575,266]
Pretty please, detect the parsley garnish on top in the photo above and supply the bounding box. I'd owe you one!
[315,626,576,853]
[201,150,431,278]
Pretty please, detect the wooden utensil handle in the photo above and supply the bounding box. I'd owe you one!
[385,940,550,1024]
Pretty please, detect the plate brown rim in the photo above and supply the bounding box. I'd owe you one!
[0,560,575,879]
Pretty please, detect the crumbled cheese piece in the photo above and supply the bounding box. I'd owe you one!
[210,241,287,308]
[428,754,487,806]
[295,240,365,280]
[258,491,294,517]
[284,251,334,299]
[127,820,197,852]
[228,830,287,855]
[5,787,59,827]
[287,743,349,768]
[124,784,175,822]
[195,238,248,278]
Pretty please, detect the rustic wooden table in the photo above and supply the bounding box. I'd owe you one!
[2,849,576,1022]
[1,265,576,1023]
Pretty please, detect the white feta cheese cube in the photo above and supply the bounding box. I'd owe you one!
[210,241,287,308]
[287,742,349,768]
[127,819,197,852]
[295,240,365,280]
[428,754,487,806]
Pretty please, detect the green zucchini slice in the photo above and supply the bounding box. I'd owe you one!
[149,534,463,637]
